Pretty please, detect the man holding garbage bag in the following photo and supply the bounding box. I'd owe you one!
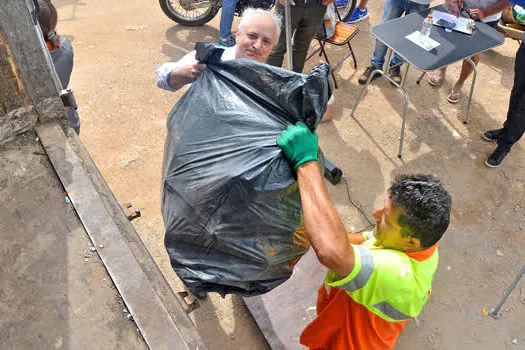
[276,122,452,348]
[156,8,281,92]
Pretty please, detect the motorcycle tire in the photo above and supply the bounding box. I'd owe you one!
[337,0,357,22]
[159,0,220,26]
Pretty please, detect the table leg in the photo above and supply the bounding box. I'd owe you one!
[401,63,410,89]
[398,88,410,158]
[416,72,426,85]
[351,69,384,117]
[384,48,393,72]
[464,58,478,124]
[351,69,410,158]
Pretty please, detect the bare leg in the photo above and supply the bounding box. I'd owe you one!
[358,0,368,10]
[429,66,447,86]
[453,54,481,92]
[436,66,447,79]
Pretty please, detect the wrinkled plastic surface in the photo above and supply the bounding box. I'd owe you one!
[162,43,332,297]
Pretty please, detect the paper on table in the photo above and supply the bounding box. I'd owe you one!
[432,10,474,34]
[406,31,440,51]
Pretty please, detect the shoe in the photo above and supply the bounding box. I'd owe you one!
[485,146,509,168]
[358,66,381,85]
[389,66,402,85]
[482,128,504,142]
[335,0,348,6]
[447,88,461,104]
[347,7,369,23]
[428,72,445,87]
[217,37,236,48]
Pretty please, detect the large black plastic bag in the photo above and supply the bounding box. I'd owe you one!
[162,43,332,298]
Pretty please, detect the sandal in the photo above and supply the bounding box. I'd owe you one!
[447,89,461,104]
[428,73,444,87]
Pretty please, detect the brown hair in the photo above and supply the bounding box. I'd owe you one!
[38,0,60,49]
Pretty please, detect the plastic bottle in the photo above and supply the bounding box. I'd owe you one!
[420,13,433,41]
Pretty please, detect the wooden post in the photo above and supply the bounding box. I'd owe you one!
[0,0,64,144]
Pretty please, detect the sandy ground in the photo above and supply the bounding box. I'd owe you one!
[53,0,525,348]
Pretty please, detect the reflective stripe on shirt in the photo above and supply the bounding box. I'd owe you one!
[340,245,374,292]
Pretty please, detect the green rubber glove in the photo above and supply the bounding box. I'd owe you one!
[276,121,319,170]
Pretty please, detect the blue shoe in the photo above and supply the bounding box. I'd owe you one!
[217,37,236,48]
[347,7,369,23]
[335,0,348,6]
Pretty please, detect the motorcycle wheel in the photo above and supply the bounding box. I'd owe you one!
[159,0,220,26]
[336,0,357,22]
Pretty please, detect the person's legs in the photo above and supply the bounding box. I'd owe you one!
[370,0,405,69]
[498,44,525,151]
[219,0,238,43]
[448,21,498,101]
[358,0,403,84]
[347,0,369,23]
[445,54,481,103]
[389,1,429,67]
[291,5,326,73]
[486,43,525,166]
[358,0,368,10]
[267,3,300,68]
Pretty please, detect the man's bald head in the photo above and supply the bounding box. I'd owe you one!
[235,8,281,63]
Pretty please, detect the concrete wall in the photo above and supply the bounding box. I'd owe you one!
[0,0,64,145]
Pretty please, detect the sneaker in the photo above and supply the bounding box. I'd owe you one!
[347,7,369,23]
[482,128,504,142]
[485,146,509,168]
[389,65,402,85]
[217,37,236,48]
[358,66,381,85]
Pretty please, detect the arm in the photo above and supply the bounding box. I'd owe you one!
[167,63,206,91]
[468,0,510,18]
[445,0,463,16]
[297,162,355,276]
[155,51,206,92]
[277,122,356,277]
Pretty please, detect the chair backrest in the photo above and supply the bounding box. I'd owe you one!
[333,3,343,22]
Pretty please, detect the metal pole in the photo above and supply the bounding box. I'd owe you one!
[490,263,525,319]
[416,71,426,85]
[284,0,293,70]
[401,63,410,89]
[464,57,478,124]
[351,69,383,117]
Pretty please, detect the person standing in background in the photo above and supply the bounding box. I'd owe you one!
[217,0,239,47]
[38,0,81,134]
[267,0,333,73]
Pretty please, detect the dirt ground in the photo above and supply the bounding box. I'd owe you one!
[53,0,525,348]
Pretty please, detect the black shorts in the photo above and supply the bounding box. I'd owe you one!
[483,19,499,29]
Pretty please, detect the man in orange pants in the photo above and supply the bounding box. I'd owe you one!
[276,122,452,348]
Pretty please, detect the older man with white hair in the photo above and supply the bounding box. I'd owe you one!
[156,8,281,92]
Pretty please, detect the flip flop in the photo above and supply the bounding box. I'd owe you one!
[447,89,461,104]
[428,73,444,87]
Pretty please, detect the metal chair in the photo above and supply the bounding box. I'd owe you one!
[306,7,359,89]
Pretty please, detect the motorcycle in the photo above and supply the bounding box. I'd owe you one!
[159,0,356,27]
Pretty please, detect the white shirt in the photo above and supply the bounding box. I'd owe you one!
[463,0,502,22]
[156,46,237,92]
[155,45,334,106]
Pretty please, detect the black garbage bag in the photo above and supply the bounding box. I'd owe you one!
[162,43,332,298]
